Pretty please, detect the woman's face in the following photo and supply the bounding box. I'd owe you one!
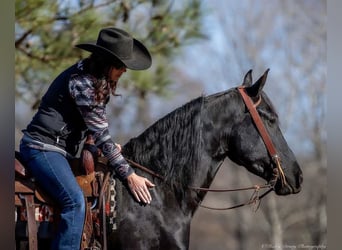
[107,66,127,95]
[109,66,127,83]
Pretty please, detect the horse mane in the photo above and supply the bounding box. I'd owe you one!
[123,95,206,191]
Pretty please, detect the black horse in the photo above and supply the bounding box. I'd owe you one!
[109,69,303,250]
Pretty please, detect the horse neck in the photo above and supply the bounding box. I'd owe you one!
[122,90,241,212]
[189,90,241,204]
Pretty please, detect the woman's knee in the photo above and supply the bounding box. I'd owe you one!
[63,188,86,212]
[73,191,86,212]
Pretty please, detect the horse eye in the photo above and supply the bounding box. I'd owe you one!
[267,117,276,126]
[258,109,277,125]
[268,115,277,123]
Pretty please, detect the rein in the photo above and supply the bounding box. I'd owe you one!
[127,157,278,211]
[125,86,287,211]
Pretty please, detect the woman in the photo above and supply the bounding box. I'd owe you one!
[19,27,155,250]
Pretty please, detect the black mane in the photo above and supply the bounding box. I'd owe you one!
[122,95,205,189]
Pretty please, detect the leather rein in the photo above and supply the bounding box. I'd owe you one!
[126,86,287,211]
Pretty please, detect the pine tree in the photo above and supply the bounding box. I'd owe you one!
[15,0,206,108]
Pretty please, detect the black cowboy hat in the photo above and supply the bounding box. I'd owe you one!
[75,27,152,70]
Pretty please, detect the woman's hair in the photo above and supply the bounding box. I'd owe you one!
[82,53,124,102]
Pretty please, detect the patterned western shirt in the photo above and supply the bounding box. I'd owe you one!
[68,61,133,180]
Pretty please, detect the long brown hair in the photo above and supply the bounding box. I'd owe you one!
[82,53,124,102]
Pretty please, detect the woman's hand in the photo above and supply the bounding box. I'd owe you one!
[115,143,122,152]
[126,172,155,204]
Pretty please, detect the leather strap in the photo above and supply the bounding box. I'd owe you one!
[237,86,287,186]
[238,86,277,156]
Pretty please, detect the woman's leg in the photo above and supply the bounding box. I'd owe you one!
[20,144,85,250]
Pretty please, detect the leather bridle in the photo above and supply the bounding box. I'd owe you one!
[237,86,287,187]
[126,86,288,211]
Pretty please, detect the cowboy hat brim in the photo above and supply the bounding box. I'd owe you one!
[75,38,152,70]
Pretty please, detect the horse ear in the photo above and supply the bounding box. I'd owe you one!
[242,69,253,87]
[247,68,270,97]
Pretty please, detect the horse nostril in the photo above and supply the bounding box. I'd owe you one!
[298,172,303,185]
[294,172,303,193]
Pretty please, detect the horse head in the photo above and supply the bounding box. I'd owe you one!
[225,69,303,195]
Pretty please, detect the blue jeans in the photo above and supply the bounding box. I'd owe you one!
[20,142,85,250]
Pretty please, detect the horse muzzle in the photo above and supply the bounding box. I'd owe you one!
[273,170,303,195]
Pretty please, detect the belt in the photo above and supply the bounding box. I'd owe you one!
[21,133,75,159]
